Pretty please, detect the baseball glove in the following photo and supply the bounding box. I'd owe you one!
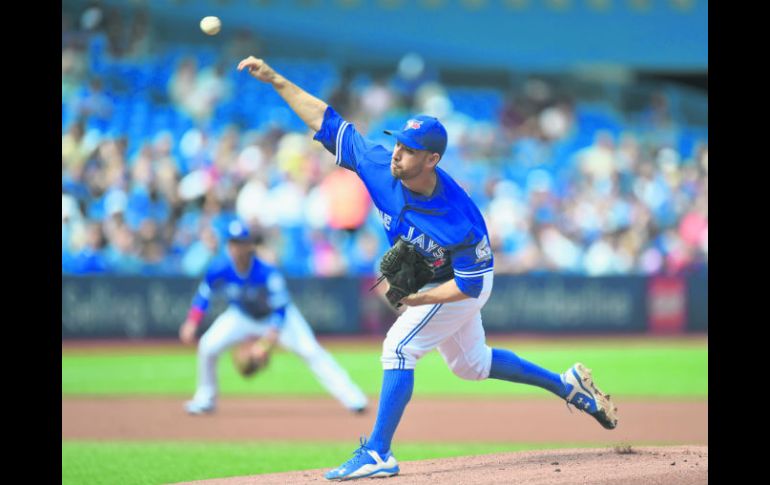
[232,338,271,378]
[377,239,435,309]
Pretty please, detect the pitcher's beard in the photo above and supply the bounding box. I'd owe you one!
[391,164,415,180]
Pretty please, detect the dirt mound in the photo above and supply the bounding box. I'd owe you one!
[175,445,707,485]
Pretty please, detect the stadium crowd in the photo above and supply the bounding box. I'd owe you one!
[62,3,708,278]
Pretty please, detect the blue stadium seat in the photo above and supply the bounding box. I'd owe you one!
[678,126,708,160]
[195,48,219,69]
[87,34,108,75]
[447,89,502,121]
[574,104,624,140]
[551,132,595,170]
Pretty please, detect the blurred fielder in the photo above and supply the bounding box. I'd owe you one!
[179,220,368,415]
[238,56,618,481]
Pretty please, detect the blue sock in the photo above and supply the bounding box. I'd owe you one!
[488,348,569,398]
[367,369,414,455]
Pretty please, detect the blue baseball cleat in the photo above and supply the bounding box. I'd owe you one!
[324,437,399,481]
[562,363,619,430]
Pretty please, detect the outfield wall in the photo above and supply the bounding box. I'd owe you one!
[62,271,707,338]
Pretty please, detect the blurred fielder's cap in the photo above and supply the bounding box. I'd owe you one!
[226,220,252,242]
[384,115,448,158]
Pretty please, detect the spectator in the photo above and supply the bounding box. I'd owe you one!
[169,58,232,123]
[309,229,346,277]
[104,223,144,274]
[151,131,182,206]
[583,234,627,276]
[61,35,707,278]
[70,77,113,132]
[64,222,109,274]
[62,46,88,99]
[181,223,221,277]
[168,57,199,117]
[319,168,372,231]
[124,7,153,61]
[576,130,616,183]
[536,224,583,273]
[62,119,91,178]
[62,193,87,255]
[348,229,382,276]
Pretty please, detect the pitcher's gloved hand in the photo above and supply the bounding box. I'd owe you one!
[378,239,434,309]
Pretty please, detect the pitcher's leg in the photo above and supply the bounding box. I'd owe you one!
[436,321,493,381]
[488,348,569,397]
[325,291,489,480]
[436,312,567,396]
[368,303,446,454]
[366,368,414,455]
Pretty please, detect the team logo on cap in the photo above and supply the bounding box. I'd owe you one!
[405,119,422,130]
[229,220,244,236]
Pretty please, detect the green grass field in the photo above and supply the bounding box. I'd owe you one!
[62,337,708,398]
[62,337,707,484]
[62,441,586,485]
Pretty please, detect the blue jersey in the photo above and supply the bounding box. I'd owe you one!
[313,107,494,298]
[190,254,291,326]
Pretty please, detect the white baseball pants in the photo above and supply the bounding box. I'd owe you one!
[381,272,495,380]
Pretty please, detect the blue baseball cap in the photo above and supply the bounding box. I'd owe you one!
[384,115,448,158]
[226,220,252,242]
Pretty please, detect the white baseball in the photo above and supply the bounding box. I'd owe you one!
[200,16,221,36]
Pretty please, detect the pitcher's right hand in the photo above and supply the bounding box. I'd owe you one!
[238,56,279,84]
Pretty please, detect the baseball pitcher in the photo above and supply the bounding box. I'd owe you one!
[179,220,368,415]
[237,56,618,481]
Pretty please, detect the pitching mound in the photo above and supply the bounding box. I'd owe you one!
[175,445,707,485]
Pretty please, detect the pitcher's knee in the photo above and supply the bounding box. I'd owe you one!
[446,345,492,381]
[381,336,422,370]
[381,348,420,370]
[448,362,486,380]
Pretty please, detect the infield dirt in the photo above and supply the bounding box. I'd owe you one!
[62,396,707,444]
[63,396,707,483]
